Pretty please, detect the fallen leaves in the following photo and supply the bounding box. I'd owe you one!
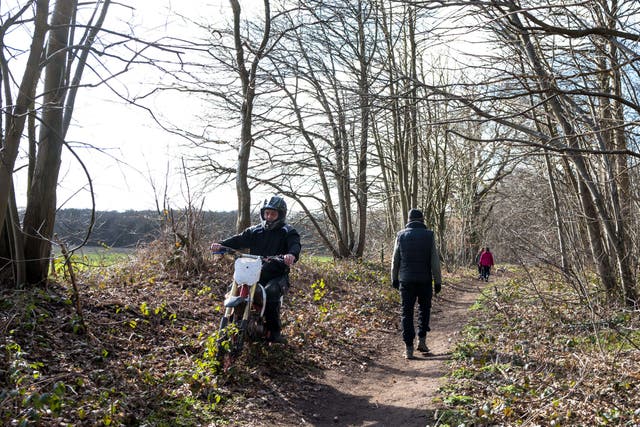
[440,268,640,426]
[0,253,399,426]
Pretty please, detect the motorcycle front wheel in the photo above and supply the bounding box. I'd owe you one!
[216,306,248,370]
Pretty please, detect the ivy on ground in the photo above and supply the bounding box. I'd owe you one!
[438,267,640,427]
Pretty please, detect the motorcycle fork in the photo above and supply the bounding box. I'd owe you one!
[220,282,257,326]
[239,282,258,324]
[219,281,238,329]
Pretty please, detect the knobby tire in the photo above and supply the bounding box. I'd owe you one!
[216,305,247,370]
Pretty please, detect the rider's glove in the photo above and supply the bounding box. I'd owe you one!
[434,283,441,294]
[392,279,399,289]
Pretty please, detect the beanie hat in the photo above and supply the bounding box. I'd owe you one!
[408,208,424,221]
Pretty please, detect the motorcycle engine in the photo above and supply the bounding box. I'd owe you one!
[247,317,266,340]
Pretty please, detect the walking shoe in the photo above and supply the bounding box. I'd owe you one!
[405,345,415,359]
[417,337,429,353]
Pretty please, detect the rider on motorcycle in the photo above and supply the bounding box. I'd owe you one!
[210,195,301,343]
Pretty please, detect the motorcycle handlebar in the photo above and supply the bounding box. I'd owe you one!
[211,245,284,262]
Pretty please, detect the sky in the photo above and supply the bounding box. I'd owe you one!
[69,0,236,212]
[13,0,477,214]
[15,0,242,212]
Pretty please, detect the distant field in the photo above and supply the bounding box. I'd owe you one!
[305,254,333,263]
[52,245,135,270]
[78,246,136,255]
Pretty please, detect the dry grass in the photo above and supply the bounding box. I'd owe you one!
[438,266,640,426]
[0,244,396,426]
[1,245,638,426]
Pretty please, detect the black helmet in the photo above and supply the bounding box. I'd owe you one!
[260,196,287,230]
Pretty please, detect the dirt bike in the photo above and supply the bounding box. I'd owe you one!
[212,246,283,368]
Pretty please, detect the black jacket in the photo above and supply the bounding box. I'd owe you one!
[391,221,442,285]
[220,223,301,282]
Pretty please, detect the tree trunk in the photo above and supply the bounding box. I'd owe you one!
[23,0,77,284]
[0,0,49,241]
[229,0,271,232]
[354,0,370,257]
[510,9,634,304]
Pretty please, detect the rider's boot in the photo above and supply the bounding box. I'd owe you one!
[266,301,287,344]
[417,336,430,353]
[405,344,414,359]
[269,332,287,344]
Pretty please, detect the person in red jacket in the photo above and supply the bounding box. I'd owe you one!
[479,247,494,282]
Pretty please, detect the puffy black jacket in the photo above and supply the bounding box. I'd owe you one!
[220,223,301,282]
[391,221,441,285]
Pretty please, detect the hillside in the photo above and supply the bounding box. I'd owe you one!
[53,209,238,248]
[1,248,639,426]
[53,209,328,254]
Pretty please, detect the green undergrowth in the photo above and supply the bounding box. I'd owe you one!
[437,267,640,426]
[0,245,396,426]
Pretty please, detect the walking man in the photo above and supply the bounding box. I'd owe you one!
[391,209,442,359]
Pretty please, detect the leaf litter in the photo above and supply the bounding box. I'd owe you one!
[1,250,638,426]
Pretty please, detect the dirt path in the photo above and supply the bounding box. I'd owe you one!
[287,277,484,427]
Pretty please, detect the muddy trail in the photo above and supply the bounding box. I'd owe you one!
[265,275,485,427]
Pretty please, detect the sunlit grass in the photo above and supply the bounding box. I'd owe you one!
[51,246,133,274]
[301,254,333,263]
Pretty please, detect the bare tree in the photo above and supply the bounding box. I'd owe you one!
[434,0,640,304]
[0,1,182,285]
[503,1,636,304]
[228,0,274,231]
[0,1,49,284]
[22,0,92,283]
[181,0,378,257]
[250,0,378,258]
[162,1,290,233]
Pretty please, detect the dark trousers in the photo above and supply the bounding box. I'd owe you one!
[400,281,433,346]
[263,275,289,336]
[481,265,491,280]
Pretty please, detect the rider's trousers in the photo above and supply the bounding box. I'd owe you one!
[263,275,289,336]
